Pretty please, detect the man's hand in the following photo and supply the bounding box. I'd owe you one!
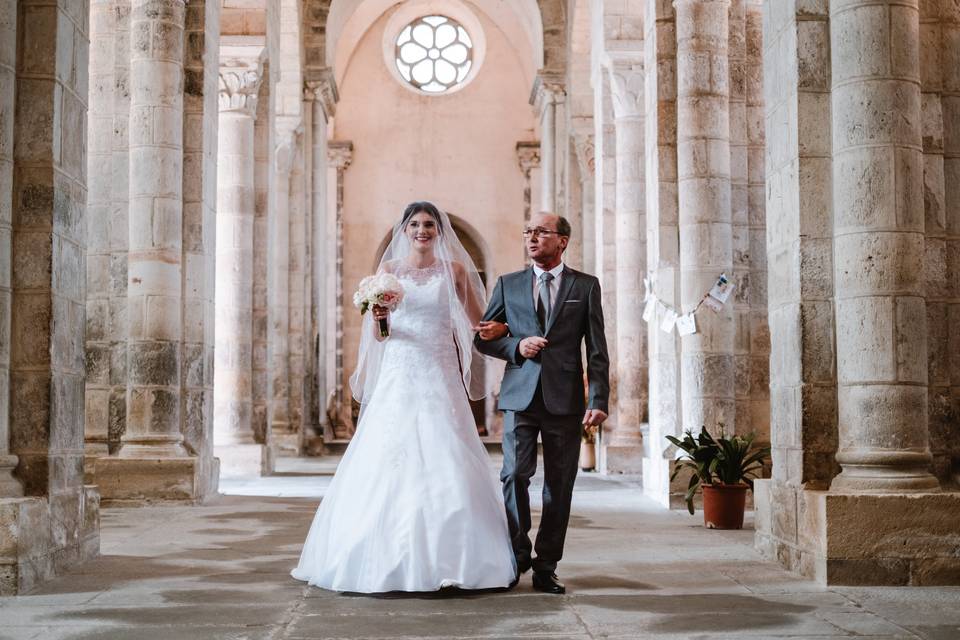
[519,336,548,359]
[582,409,607,428]
[475,320,509,341]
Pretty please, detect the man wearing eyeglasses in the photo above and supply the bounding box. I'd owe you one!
[474,211,610,594]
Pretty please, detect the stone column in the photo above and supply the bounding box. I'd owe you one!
[265,133,292,468]
[3,0,99,593]
[109,0,132,456]
[943,0,960,488]
[516,142,541,224]
[829,0,938,492]
[252,73,269,444]
[606,56,646,473]
[327,141,353,437]
[675,0,735,434]
[306,71,338,443]
[563,135,583,269]
[0,1,19,496]
[745,0,769,446]
[921,0,960,485]
[642,0,684,507]
[533,74,563,213]
[728,0,754,433]
[122,0,189,459]
[214,43,263,476]
[755,0,960,587]
[283,134,306,456]
[593,72,619,450]
[573,132,596,284]
[84,0,117,475]
[181,0,221,498]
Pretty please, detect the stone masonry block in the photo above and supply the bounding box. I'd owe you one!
[833,232,924,297]
[836,383,928,451]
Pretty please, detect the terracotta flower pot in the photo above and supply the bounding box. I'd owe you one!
[701,483,748,529]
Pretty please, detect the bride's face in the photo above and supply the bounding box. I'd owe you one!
[404,212,439,252]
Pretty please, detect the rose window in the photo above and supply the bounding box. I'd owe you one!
[395,15,474,94]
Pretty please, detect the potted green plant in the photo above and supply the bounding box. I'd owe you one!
[666,425,769,529]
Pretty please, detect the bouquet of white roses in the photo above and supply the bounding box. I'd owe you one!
[353,273,405,337]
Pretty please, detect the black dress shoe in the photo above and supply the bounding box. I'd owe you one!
[532,571,565,594]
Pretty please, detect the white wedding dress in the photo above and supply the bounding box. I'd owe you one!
[291,262,517,592]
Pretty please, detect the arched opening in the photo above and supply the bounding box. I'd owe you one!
[333,0,540,446]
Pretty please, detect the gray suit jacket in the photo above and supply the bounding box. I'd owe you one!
[474,266,610,416]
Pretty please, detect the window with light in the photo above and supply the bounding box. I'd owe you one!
[395,15,474,94]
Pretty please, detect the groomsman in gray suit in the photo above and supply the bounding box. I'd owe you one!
[475,212,610,594]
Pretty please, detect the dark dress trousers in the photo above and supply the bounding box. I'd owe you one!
[475,265,609,574]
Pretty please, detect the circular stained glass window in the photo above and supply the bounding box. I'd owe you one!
[395,15,474,94]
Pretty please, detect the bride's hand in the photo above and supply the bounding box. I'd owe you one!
[475,320,509,341]
[372,304,389,321]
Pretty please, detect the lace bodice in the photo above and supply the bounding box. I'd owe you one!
[379,262,459,378]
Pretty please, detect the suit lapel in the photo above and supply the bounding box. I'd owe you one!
[514,267,539,329]
[545,266,576,334]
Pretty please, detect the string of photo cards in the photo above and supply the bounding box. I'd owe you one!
[641,272,736,336]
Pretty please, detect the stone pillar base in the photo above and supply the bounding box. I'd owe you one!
[215,443,264,478]
[83,444,109,485]
[642,455,680,509]
[0,486,100,595]
[271,433,301,458]
[95,457,203,505]
[0,454,22,497]
[755,479,960,585]
[600,443,645,475]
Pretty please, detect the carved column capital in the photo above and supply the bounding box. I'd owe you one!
[219,70,263,115]
[305,68,340,121]
[605,53,645,120]
[328,141,354,170]
[219,37,266,116]
[529,71,566,112]
[516,141,541,175]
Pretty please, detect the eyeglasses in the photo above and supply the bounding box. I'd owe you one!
[522,228,561,238]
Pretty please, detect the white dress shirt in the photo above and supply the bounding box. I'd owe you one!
[532,262,564,312]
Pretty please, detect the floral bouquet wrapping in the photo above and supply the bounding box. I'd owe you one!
[353,273,405,337]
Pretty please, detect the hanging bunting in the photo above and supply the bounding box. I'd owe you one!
[641,272,736,337]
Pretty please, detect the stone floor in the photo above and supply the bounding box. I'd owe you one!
[1,458,959,640]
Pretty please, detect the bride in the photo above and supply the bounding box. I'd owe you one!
[291,201,517,593]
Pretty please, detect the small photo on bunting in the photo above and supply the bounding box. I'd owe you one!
[676,313,697,336]
[642,296,656,322]
[706,273,735,310]
[660,308,677,334]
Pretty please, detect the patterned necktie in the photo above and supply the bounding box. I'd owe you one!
[537,272,554,328]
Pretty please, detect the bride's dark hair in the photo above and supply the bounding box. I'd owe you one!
[401,201,444,234]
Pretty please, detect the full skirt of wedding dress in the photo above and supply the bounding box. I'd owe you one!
[291,334,517,593]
